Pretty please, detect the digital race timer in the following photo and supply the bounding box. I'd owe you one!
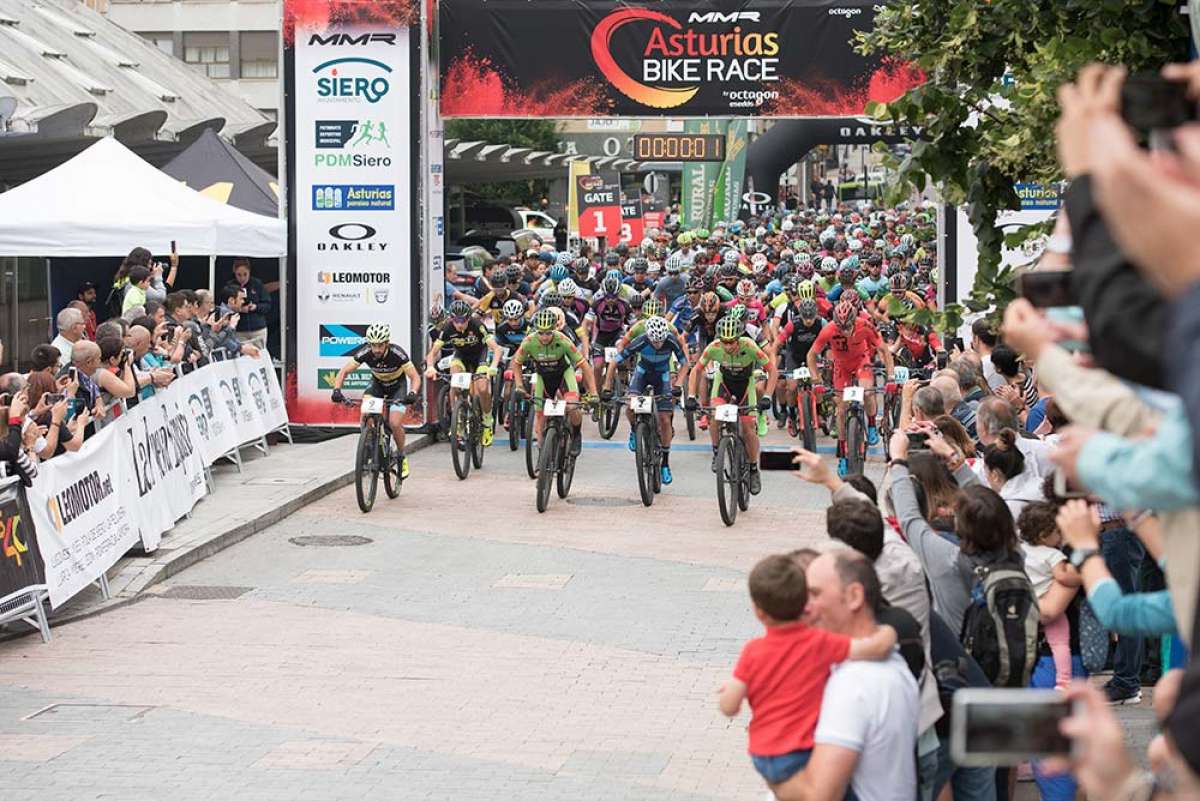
[632,133,726,162]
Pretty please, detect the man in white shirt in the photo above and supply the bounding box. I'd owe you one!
[774,550,920,801]
[50,307,87,368]
[974,396,1054,479]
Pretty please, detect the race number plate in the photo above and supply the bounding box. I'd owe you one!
[436,356,452,370]
[544,399,567,417]
[604,347,619,363]
[501,347,512,360]
[893,366,909,383]
[361,397,384,415]
[705,363,718,379]
[450,372,472,390]
[843,386,865,403]
[630,396,654,414]
[715,404,740,423]
[791,367,811,381]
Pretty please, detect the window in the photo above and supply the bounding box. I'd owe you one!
[140,32,175,57]
[240,31,277,79]
[183,32,230,79]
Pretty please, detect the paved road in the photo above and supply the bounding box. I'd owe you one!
[0,417,1152,801]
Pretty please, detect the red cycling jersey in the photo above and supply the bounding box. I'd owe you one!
[812,319,881,389]
[897,328,940,364]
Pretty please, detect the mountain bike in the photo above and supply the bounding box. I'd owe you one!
[595,346,626,440]
[345,396,405,513]
[705,403,753,527]
[534,397,587,513]
[788,367,822,452]
[503,362,533,455]
[878,365,906,447]
[838,385,888,477]
[625,392,675,507]
[433,356,453,442]
[448,370,486,480]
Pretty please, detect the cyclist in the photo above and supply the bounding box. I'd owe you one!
[857,254,889,299]
[602,315,686,485]
[685,316,777,495]
[329,323,420,479]
[826,259,868,303]
[667,278,705,344]
[424,299,504,446]
[572,257,598,297]
[512,309,598,458]
[586,273,634,366]
[872,272,928,324]
[806,299,894,476]
[892,319,944,370]
[623,258,657,297]
[768,298,825,437]
[715,264,740,302]
[731,278,767,328]
[475,272,529,325]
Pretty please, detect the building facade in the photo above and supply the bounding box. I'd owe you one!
[100,0,280,118]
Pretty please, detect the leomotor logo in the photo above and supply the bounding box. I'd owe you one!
[316,269,391,285]
[590,8,780,109]
[319,323,369,357]
[313,58,392,104]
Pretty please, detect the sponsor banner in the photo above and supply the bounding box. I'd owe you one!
[440,0,925,118]
[680,120,725,228]
[27,420,141,609]
[178,361,242,467]
[318,367,373,391]
[292,18,414,424]
[643,210,665,231]
[567,159,592,236]
[713,119,749,222]
[618,198,644,246]
[1014,182,1063,211]
[576,174,621,240]
[0,477,44,601]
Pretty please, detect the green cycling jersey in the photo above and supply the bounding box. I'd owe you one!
[696,337,769,399]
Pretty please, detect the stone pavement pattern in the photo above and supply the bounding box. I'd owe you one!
[0,421,1153,801]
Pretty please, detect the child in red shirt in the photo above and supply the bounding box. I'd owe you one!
[717,553,897,787]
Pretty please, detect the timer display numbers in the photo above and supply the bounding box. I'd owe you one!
[633,133,726,162]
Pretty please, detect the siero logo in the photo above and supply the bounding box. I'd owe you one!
[319,323,369,357]
[828,7,862,16]
[687,11,760,23]
[313,57,392,104]
[309,32,396,46]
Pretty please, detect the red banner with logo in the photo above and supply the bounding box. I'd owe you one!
[576,176,622,239]
[439,0,923,118]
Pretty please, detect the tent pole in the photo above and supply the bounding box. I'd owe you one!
[208,255,215,293]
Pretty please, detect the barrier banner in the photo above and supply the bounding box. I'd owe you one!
[0,477,43,599]
[439,0,924,118]
[178,361,242,466]
[237,353,290,434]
[124,389,209,553]
[27,420,141,609]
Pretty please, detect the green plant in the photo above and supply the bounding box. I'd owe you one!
[444,120,560,207]
[858,0,1188,330]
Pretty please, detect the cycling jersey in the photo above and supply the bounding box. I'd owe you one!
[811,320,882,389]
[697,337,769,401]
[565,296,590,322]
[587,292,633,334]
[715,284,736,302]
[617,333,686,412]
[349,343,411,385]
[668,294,696,335]
[686,309,726,350]
[856,275,889,298]
[826,283,870,303]
[877,290,927,320]
[434,318,492,369]
[476,290,528,325]
[494,318,530,350]
[726,298,767,327]
[776,318,825,368]
[513,330,585,401]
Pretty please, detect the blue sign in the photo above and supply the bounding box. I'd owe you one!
[1014,182,1063,211]
[311,184,395,211]
[318,323,368,357]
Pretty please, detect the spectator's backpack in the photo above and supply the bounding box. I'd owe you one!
[960,560,1040,688]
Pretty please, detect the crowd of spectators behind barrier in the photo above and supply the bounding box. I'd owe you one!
[0,248,270,487]
[710,61,1200,801]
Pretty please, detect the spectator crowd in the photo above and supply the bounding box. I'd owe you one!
[713,62,1200,801]
[0,247,270,487]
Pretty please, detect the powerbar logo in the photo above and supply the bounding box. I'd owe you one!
[315,153,392,168]
[319,323,369,357]
[47,470,114,529]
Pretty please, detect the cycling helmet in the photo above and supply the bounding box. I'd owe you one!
[601,274,621,295]
[890,272,910,292]
[779,248,794,263]
[722,249,740,266]
[781,219,795,233]
[751,253,769,269]
[666,253,685,273]
[643,297,665,317]
[572,257,590,272]
[555,251,572,267]
[558,278,578,298]
[866,253,883,267]
[700,292,721,314]
[795,280,816,301]
[541,290,563,308]
[797,260,815,279]
[716,315,742,342]
[838,264,858,284]
[605,268,623,284]
[843,291,864,313]
[840,255,860,272]
[533,308,557,332]
[506,264,524,283]
[820,233,837,250]
[629,294,646,312]
[645,315,671,346]
[847,238,863,252]
[631,257,649,273]
[736,278,756,298]
[502,299,524,320]
[820,256,839,274]
[833,300,856,328]
[728,303,747,322]
[604,252,621,267]
[900,233,915,248]
[686,277,705,293]
[719,264,739,279]
[696,228,710,241]
[798,299,818,320]
[448,299,471,320]
[364,323,390,344]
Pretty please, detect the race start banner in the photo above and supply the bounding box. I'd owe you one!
[439,0,924,118]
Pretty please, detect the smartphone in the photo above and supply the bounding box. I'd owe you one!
[67,366,78,383]
[944,335,965,354]
[170,239,177,255]
[1121,73,1197,133]
[907,431,929,450]
[759,450,797,471]
[44,393,64,405]
[1018,271,1076,309]
[951,689,1075,766]
[1053,469,1090,500]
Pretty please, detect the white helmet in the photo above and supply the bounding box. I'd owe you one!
[558,278,578,298]
[364,323,390,344]
[502,298,524,319]
[645,315,670,345]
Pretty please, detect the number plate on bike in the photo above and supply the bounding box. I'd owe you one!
[893,366,909,383]
[629,395,654,414]
[791,367,811,381]
[843,386,865,403]
[543,399,567,417]
[705,363,718,379]
[436,356,452,370]
[360,397,384,415]
[604,347,619,363]
[501,347,512,360]
[450,372,472,390]
[715,404,740,423]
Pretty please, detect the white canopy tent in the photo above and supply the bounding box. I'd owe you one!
[0,137,286,257]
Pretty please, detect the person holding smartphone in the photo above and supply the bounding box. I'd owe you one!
[0,390,39,484]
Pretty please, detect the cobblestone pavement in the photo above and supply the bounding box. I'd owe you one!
[0,420,1153,801]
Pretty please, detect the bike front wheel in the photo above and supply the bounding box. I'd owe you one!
[845,412,865,476]
[450,398,471,480]
[470,395,485,470]
[800,391,817,452]
[524,403,539,479]
[634,419,655,507]
[716,434,739,526]
[535,424,558,513]
[354,422,380,513]
[382,435,402,499]
[556,428,576,499]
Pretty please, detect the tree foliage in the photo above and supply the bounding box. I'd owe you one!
[444,120,560,206]
[858,0,1188,329]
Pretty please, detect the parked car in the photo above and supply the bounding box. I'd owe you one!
[462,202,557,243]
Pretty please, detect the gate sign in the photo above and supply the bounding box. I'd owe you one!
[577,176,621,240]
[620,198,644,245]
[440,0,924,118]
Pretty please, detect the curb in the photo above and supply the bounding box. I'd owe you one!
[41,434,436,630]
